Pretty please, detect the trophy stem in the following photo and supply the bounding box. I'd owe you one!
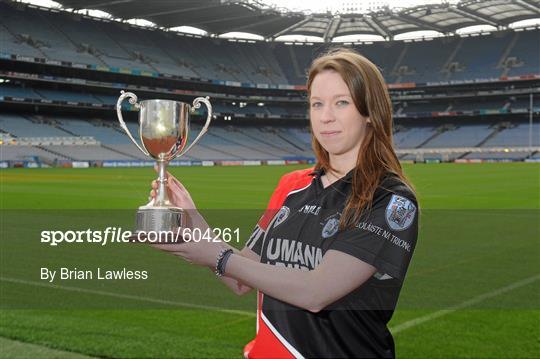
[155,158,171,207]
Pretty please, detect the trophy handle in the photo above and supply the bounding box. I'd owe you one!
[116,90,149,156]
[177,96,212,157]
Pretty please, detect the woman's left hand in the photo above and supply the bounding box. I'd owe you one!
[151,235,226,268]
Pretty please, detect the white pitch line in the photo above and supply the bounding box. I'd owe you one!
[4,274,537,332]
[0,277,255,317]
[390,274,540,334]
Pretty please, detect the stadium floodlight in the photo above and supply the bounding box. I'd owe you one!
[219,32,265,41]
[125,18,157,28]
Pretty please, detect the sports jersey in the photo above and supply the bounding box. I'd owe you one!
[243,167,418,358]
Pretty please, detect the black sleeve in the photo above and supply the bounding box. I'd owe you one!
[328,191,418,281]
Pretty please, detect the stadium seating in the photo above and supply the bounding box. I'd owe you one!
[4,83,529,119]
[504,30,540,77]
[2,114,537,162]
[56,118,132,144]
[44,145,135,161]
[483,123,540,147]
[0,3,100,66]
[422,125,494,148]
[1,2,538,86]
[0,23,43,58]
[0,115,316,161]
[393,127,437,148]
[463,151,532,160]
[1,2,538,164]
[34,89,101,103]
[0,86,43,100]
[393,38,457,83]
[449,32,513,81]
[1,144,64,162]
[0,114,70,137]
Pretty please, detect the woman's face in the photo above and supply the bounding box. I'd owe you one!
[309,69,369,161]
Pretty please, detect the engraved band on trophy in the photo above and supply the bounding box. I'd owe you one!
[116,90,212,237]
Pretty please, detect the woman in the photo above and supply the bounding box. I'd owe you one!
[150,48,418,358]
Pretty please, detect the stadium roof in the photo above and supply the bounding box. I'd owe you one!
[52,0,540,41]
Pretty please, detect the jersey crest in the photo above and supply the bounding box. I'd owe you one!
[385,194,416,231]
[274,206,290,228]
[321,213,340,238]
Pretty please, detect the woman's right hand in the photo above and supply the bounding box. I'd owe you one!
[149,170,208,232]
[149,170,196,210]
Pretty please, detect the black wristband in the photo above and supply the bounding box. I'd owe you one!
[219,250,234,275]
[215,248,233,277]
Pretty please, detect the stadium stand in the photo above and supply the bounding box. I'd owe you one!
[0,0,538,165]
[394,127,438,149]
[483,123,540,147]
[421,125,493,147]
[2,113,538,162]
[1,1,539,85]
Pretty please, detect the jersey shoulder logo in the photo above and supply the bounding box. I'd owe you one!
[321,213,340,238]
[385,194,416,231]
[273,206,290,228]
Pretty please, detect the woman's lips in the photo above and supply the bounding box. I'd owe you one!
[320,131,341,137]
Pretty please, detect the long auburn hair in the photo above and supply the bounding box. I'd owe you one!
[307,47,415,228]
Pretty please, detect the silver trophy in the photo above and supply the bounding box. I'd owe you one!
[116,90,212,237]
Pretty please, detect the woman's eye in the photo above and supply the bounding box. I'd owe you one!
[311,102,322,108]
[336,100,349,106]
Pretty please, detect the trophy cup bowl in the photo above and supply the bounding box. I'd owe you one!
[116,91,212,239]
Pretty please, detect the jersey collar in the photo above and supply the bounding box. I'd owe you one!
[310,168,355,182]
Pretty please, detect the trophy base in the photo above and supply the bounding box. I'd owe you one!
[129,206,186,243]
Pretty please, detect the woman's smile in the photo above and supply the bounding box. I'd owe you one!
[320,130,342,137]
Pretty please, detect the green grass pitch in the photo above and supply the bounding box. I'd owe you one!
[0,163,538,358]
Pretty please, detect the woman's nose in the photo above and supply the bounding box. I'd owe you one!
[320,106,336,123]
